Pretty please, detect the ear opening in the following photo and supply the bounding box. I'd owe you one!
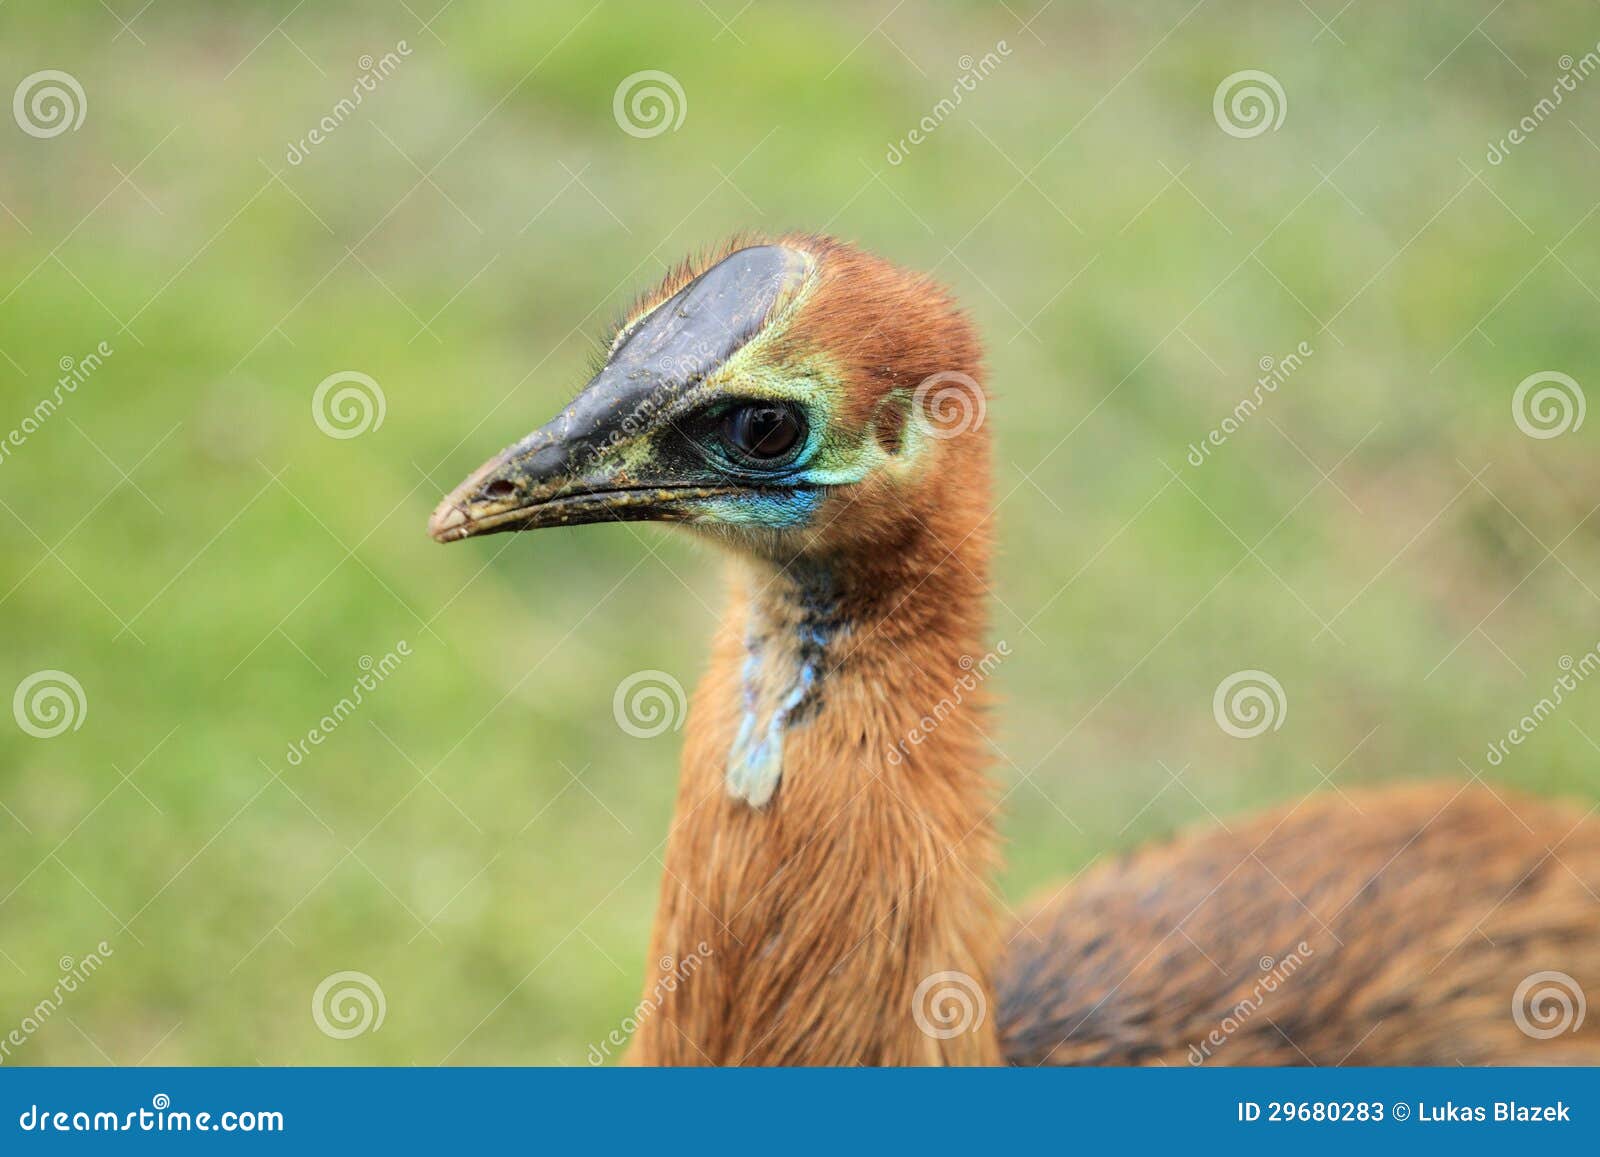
[872,391,912,456]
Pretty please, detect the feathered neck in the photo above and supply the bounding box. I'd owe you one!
[628,437,1002,1065]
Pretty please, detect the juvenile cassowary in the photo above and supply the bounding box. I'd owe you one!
[430,235,1600,1065]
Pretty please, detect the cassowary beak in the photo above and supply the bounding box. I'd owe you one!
[428,243,811,544]
[425,423,742,543]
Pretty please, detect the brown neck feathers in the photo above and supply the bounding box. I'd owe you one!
[630,435,1002,1065]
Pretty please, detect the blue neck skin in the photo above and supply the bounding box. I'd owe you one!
[724,565,844,808]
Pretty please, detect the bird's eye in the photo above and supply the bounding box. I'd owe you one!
[720,403,804,464]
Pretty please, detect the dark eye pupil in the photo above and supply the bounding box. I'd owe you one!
[725,404,801,460]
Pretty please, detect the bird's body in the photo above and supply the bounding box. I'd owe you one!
[1003,784,1600,1065]
[431,234,1600,1066]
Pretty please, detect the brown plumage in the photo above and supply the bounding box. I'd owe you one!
[430,234,1600,1066]
[1002,785,1600,1065]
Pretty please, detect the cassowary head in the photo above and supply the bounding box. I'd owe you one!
[428,234,985,561]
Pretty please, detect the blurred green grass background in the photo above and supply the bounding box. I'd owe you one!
[2,1,1598,1063]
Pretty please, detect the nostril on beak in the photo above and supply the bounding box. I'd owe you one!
[481,479,519,502]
